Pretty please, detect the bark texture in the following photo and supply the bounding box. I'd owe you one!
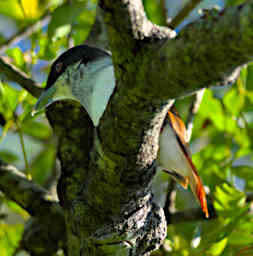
[1,1,253,255]
[41,1,253,255]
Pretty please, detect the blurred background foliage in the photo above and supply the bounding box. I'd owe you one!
[0,0,252,255]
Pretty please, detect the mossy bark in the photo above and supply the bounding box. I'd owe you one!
[44,1,253,255]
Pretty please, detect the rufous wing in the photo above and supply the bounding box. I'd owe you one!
[167,109,209,218]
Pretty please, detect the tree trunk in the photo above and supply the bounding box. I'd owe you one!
[44,1,253,255]
[2,1,253,255]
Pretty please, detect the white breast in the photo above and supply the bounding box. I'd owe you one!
[157,124,192,177]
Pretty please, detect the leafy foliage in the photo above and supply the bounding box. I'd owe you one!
[0,0,252,255]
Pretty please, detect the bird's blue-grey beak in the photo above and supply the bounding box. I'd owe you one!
[32,86,57,116]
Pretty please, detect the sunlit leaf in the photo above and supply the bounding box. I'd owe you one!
[0,223,24,256]
[214,183,246,213]
[206,237,228,256]
[0,83,20,119]
[21,0,41,19]
[4,200,29,219]
[0,0,24,20]
[143,0,167,26]
[223,87,244,116]
[198,90,225,130]
[48,1,89,40]
[6,47,26,71]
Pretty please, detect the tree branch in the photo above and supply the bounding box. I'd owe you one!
[169,0,202,29]
[38,1,253,255]
[20,216,66,256]
[0,57,43,98]
[96,2,249,188]
[186,89,205,142]
[0,160,66,255]
[0,160,62,217]
[100,1,250,104]
[149,5,247,100]
[0,13,51,54]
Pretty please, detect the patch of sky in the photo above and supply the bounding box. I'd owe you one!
[167,0,225,32]
[0,15,17,38]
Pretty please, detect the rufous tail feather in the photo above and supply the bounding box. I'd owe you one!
[188,168,209,218]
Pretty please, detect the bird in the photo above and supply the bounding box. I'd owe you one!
[157,107,209,218]
[32,45,115,126]
[33,45,209,217]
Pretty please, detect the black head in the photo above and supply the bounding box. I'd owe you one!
[46,45,111,89]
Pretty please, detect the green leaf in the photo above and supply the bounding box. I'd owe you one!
[48,1,88,40]
[223,87,244,116]
[199,90,225,130]
[0,83,20,120]
[0,223,24,256]
[229,230,253,246]
[214,183,246,213]
[6,47,26,71]
[72,3,96,45]
[226,0,248,7]
[30,142,57,185]
[4,200,29,219]
[206,237,228,256]
[246,62,253,91]
[53,24,71,41]
[37,34,59,61]
[0,150,19,163]
[21,118,52,140]
[232,165,253,190]
[0,0,24,20]
[143,0,167,26]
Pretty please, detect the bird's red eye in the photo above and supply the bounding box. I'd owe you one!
[55,62,63,73]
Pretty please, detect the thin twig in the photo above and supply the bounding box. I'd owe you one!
[160,0,168,26]
[236,245,253,256]
[0,13,51,54]
[0,57,43,98]
[15,119,30,178]
[169,0,203,29]
[186,89,205,142]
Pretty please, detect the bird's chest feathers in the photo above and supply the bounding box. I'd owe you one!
[158,124,191,175]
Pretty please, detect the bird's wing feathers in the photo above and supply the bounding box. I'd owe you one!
[167,109,209,218]
[183,150,209,218]
[167,109,188,146]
